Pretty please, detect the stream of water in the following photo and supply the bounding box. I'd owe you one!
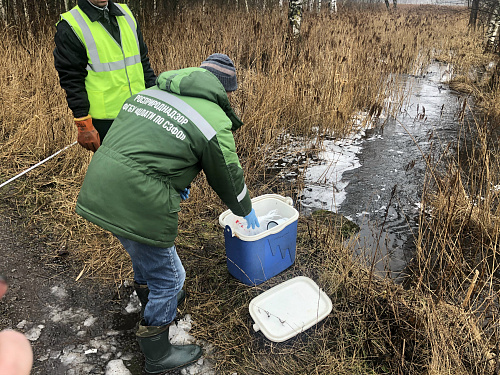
[299,62,473,280]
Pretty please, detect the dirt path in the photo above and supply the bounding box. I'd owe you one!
[0,198,160,374]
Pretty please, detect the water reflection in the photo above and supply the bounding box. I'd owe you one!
[299,62,474,280]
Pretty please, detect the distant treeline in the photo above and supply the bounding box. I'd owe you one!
[0,0,289,34]
[0,0,497,41]
[0,0,295,32]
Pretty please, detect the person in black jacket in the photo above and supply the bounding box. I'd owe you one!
[54,0,156,152]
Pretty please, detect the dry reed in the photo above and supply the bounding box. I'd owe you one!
[1,4,499,374]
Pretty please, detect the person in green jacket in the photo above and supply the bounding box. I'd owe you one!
[75,53,259,373]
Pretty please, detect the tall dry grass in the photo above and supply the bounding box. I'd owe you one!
[1,4,500,374]
[409,109,500,374]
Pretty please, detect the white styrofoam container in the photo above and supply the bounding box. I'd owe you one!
[218,194,299,241]
[249,276,333,342]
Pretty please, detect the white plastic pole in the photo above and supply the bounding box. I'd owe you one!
[0,141,78,189]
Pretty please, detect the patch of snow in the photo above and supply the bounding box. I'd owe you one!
[50,286,68,299]
[49,306,93,324]
[89,338,113,352]
[120,353,133,361]
[170,314,195,344]
[105,359,132,375]
[100,353,113,361]
[32,283,217,374]
[25,324,44,341]
[83,315,97,327]
[300,127,367,213]
[60,351,86,366]
[124,292,141,314]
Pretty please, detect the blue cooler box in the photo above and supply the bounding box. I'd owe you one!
[219,194,299,285]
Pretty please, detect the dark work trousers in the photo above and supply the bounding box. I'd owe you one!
[93,119,114,141]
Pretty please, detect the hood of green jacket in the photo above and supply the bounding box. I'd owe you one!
[156,67,243,131]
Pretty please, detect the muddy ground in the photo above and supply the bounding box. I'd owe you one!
[0,194,203,375]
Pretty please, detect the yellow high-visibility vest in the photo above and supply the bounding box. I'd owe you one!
[60,4,146,119]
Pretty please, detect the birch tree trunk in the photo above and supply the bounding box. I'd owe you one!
[329,0,337,13]
[11,0,18,24]
[385,0,390,10]
[45,1,51,18]
[393,0,397,9]
[22,0,32,35]
[0,0,6,26]
[317,0,321,13]
[288,0,303,37]
[485,5,500,52]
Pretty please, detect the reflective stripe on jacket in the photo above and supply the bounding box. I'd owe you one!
[60,3,145,119]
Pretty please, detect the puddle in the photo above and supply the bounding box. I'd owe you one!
[298,62,475,280]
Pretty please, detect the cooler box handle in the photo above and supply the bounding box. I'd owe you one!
[225,225,233,237]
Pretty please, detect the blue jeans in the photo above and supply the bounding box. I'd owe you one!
[115,236,186,327]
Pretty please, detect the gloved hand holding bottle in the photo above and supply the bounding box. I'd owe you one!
[179,188,190,201]
[244,208,260,229]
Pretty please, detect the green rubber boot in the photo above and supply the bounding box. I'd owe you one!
[133,282,186,318]
[136,321,202,373]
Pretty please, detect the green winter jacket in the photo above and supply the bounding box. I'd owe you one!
[75,67,252,247]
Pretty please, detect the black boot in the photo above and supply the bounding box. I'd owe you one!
[134,282,186,318]
[136,321,202,373]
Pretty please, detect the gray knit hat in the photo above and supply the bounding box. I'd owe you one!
[200,53,238,92]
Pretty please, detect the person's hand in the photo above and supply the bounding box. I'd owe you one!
[75,115,100,152]
[179,188,190,201]
[0,275,33,375]
[0,276,7,299]
[244,209,260,229]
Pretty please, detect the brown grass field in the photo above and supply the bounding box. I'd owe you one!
[1,3,500,373]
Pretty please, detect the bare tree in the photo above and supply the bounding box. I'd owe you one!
[0,0,6,26]
[469,0,480,28]
[330,0,337,13]
[11,0,18,24]
[289,0,303,37]
[22,0,31,35]
[485,3,500,52]
[385,0,397,10]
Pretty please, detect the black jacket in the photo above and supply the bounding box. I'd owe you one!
[53,0,157,119]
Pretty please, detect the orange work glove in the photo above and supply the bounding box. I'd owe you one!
[74,115,100,152]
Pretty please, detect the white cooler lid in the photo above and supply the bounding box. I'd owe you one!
[249,276,332,342]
